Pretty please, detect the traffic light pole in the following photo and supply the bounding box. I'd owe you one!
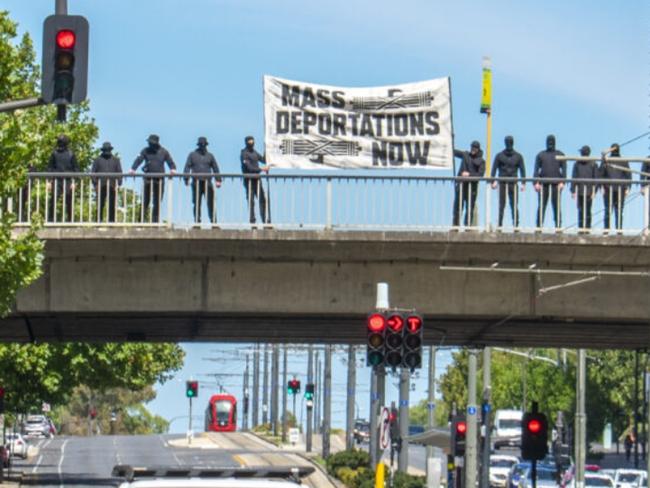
[54,0,68,122]
[376,366,386,464]
[243,355,249,431]
[253,344,260,427]
[314,351,320,433]
[426,347,436,483]
[481,347,492,488]
[282,347,288,442]
[575,349,586,488]
[262,345,269,425]
[306,345,314,453]
[271,344,279,436]
[398,367,410,473]
[346,345,356,450]
[465,350,479,488]
[323,344,332,459]
[370,366,380,468]
[188,396,193,445]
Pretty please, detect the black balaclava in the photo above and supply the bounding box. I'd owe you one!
[504,136,514,155]
[610,143,620,157]
[579,145,591,160]
[546,135,556,152]
[470,140,480,156]
[56,135,69,151]
[100,143,113,158]
[197,137,208,154]
[245,136,255,149]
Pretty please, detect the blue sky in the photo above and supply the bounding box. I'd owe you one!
[4,0,650,430]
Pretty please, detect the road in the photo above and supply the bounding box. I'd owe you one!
[13,433,332,488]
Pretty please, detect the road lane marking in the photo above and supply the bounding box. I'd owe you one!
[58,439,68,488]
[31,454,43,474]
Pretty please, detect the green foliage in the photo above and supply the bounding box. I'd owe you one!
[326,448,370,476]
[325,451,425,488]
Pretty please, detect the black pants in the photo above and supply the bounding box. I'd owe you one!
[452,182,478,226]
[191,179,215,223]
[246,178,268,224]
[498,182,519,227]
[603,188,625,230]
[96,184,117,222]
[143,177,165,223]
[576,193,593,230]
[47,181,73,222]
[536,183,562,228]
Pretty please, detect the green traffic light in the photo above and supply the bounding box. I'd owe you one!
[368,351,383,366]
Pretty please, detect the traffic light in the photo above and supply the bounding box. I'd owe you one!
[402,314,423,370]
[521,411,548,461]
[385,314,404,369]
[451,415,467,456]
[288,379,301,395]
[389,406,401,451]
[366,313,386,367]
[186,380,199,398]
[304,383,315,401]
[42,14,89,104]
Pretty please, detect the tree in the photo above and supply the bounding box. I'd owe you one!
[0,9,99,316]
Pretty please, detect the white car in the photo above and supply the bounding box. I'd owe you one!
[584,474,614,488]
[615,470,645,488]
[493,410,523,450]
[490,455,519,488]
[6,433,28,459]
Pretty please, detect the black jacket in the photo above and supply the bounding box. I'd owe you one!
[132,146,176,174]
[534,149,566,182]
[454,149,485,178]
[571,161,598,195]
[91,155,123,187]
[642,159,650,186]
[491,150,526,179]
[184,150,222,183]
[599,159,631,190]
[240,147,265,174]
[47,149,79,173]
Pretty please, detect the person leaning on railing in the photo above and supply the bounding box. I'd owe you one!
[490,135,526,229]
[452,141,485,228]
[183,136,222,225]
[91,142,123,223]
[599,143,630,233]
[240,135,270,225]
[46,134,79,223]
[570,145,598,232]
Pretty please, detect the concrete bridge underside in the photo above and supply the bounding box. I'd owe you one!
[4,228,650,348]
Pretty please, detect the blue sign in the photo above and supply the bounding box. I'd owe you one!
[468,406,477,415]
[427,402,436,410]
[482,403,491,413]
[399,400,409,407]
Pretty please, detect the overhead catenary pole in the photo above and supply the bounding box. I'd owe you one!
[271,344,280,436]
[398,367,410,472]
[242,354,249,431]
[481,347,492,488]
[465,350,479,488]
[252,344,260,427]
[634,350,640,468]
[282,346,288,443]
[262,345,269,425]
[575,349,586,488]
[323,344,332,459]
[346,345,357,450]
[426,346,437,483]
[314,351,321,433]
[306,345,314,452]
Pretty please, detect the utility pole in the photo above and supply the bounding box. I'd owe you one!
[575,349,586,488]
[481,347,492,488]
[282,346,288,443]
[271,344,279,436]
[252,344,260,427]
[323,344,332,459]
[306,345,314,452]
[314,351,320,433]
[346,345,357,450]
[262,345,269,425]
[466,350,479,488]
[426,346,437,482]
[376,366,386,464]
[635,350,640,468]
[398,367,410,472]
[242,354,249,431]
[370,366,380,468]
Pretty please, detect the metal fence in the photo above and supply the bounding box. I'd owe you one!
[2,173,649,234]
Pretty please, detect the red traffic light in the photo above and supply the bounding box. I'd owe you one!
[56,29,76,49]
[456,421,467,434]
[387,314,404,332]
[527,419,541,434]
[368,313,386,332]
[406,315,422,333]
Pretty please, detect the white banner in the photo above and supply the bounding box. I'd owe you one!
[264,75,453,170]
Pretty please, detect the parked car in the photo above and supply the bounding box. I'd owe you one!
[493,410,523,450]
[490,454,519,488]
[519,467,558,488]
[508,462,531,488]
[353,419,370,444]
[584,474,614,488]
[614,470,645,488]
[23,415,53,438]
[6,433,28,459]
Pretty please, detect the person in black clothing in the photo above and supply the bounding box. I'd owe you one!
[184,137,222,224]
[240,136,270,224]
[91,142,123,223]
[491,135,526,228]
[534,135,566,230]
[571,145,598,231]
[46,135,79,222]
[452,141,485,227]
[130,134,176,223]
[600,143,630,232]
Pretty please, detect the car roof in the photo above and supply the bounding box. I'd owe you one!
[617,470,645,474]
[491,455,519,461]
[119,479,307,488]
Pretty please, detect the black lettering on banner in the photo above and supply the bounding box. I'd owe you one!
[302,87,317,108]
[386,115,394,136]
[409,113,424,136]
[359,115,374,137]
[394,114,408,137]
[318,113,332,135]
[332,91,346,109]
[372,142,388,166]
[389,142,404,166]
[277,111,290,134]
[303,112,318,134]
[317,89,331,108]
[348,113,360,136]
[333,114,347,136]
[371,114,385,137]
[281,84,301,107]
[425,111,440,135]
[405,141,430,165]
[290,111,302,134]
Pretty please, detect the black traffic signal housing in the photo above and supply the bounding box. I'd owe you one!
[42,14,89,104]
[304,383,315,401]
[385,314,404,370]
[288,379,301,395]
[389,405,401,451]
[403,314,423,370]
[451,415,467,456]
[521,411,548,461]
[0,387,5,414]
[366,313,386,367]
[186,380,199,398]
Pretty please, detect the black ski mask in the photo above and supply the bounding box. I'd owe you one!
[504,136,514,154]
[610,143,620,157]
[245,136,254,149]
[546,135,556,151]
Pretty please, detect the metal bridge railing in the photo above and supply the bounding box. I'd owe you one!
[2,173,649,234]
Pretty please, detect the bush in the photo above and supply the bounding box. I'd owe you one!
[326,449,371,476]
[391,471,426,488]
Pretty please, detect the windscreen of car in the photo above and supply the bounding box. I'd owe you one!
[586,477,613,487]
[498,419,521,429]
[618,474,640,483]
[26,419,45,424]
[492,460,517,468]
[535,470,556,481]
[215,400,233,422]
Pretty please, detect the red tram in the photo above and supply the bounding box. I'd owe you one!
[205,394,237,432]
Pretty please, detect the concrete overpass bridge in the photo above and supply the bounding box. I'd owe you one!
[5,227,650,348]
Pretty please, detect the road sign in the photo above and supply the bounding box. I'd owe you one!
[289,427,300,444]
[379,406,390,449]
